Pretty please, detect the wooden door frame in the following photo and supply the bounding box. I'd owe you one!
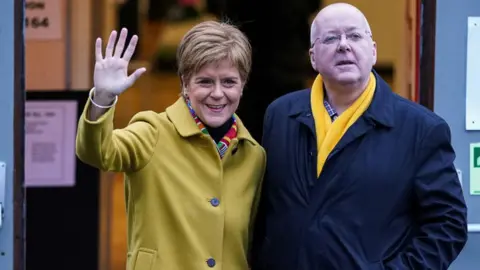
[418,0,436,110]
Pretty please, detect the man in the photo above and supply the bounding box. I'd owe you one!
[251,3,468,270]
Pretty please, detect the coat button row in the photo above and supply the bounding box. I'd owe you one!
[210,197,220,207]
[206,258,216,267]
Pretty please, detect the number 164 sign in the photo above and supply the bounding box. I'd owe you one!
[25,0,62,40]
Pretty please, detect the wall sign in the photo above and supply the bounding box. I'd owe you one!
[465,17,480,130]
[470,142,480,195]
[25,101,77,187]
[25,0,62,40]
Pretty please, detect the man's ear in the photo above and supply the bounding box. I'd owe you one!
[309,48,317,71]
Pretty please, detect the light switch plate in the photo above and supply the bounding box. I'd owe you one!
[0,162,5,229]
[457,169,463,188]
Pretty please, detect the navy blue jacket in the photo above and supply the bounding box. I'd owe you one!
[251,71,468,270]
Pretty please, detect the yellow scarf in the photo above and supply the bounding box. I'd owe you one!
[311,72,376,177]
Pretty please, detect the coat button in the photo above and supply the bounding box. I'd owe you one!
[206,258,216,267]
[210,198,220,207]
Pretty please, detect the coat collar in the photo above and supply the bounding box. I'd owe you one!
[288,69,395,128]
[165,97,257,145]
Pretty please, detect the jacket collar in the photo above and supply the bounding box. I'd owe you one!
[288,69,395,128]
[165,97,257,145]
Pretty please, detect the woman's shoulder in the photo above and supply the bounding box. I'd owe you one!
[124,110,172,138]
[128,110,168,125]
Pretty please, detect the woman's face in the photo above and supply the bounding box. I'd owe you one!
[185,59,243,127]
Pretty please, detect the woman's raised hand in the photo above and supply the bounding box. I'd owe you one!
[93,28,146,96]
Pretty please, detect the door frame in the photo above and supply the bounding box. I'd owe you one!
[13,0,26,268]
[418,0,436,110]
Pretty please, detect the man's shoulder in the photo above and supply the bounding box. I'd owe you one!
[390,92,448,130]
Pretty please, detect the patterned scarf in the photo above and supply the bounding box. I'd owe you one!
[185,98,238,158]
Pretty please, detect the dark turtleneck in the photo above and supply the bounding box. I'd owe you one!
[205,117,234,143]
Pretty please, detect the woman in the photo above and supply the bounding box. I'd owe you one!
[75,21,265,270]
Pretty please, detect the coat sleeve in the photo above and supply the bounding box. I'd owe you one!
[384,120,468,270]
[75,95,159,173]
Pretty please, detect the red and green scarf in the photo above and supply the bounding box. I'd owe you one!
[185,98,237,158]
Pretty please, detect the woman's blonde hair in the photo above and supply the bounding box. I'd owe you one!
[176,20,252,90]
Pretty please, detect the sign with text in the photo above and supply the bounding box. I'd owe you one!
[25,0,62,40]
[25,101,77,187]
[470,142,480,195]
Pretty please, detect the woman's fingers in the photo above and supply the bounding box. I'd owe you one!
[96,29,136,63]
[122,34,138,62]
[95,37,103,62]
[105,30,117,58]
[114,28,128,58]
[125,67,147,88]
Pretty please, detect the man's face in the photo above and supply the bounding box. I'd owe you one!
[309,9,377,86]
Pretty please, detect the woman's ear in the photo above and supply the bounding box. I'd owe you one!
[180,75,185,87]
[180,75,188,97]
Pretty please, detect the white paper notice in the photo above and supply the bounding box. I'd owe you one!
[25,101,77,187]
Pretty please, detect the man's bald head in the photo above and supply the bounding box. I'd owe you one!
[310,3,372,45]
[308,2,377,88]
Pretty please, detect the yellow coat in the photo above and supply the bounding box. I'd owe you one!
[76,96,266,270]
